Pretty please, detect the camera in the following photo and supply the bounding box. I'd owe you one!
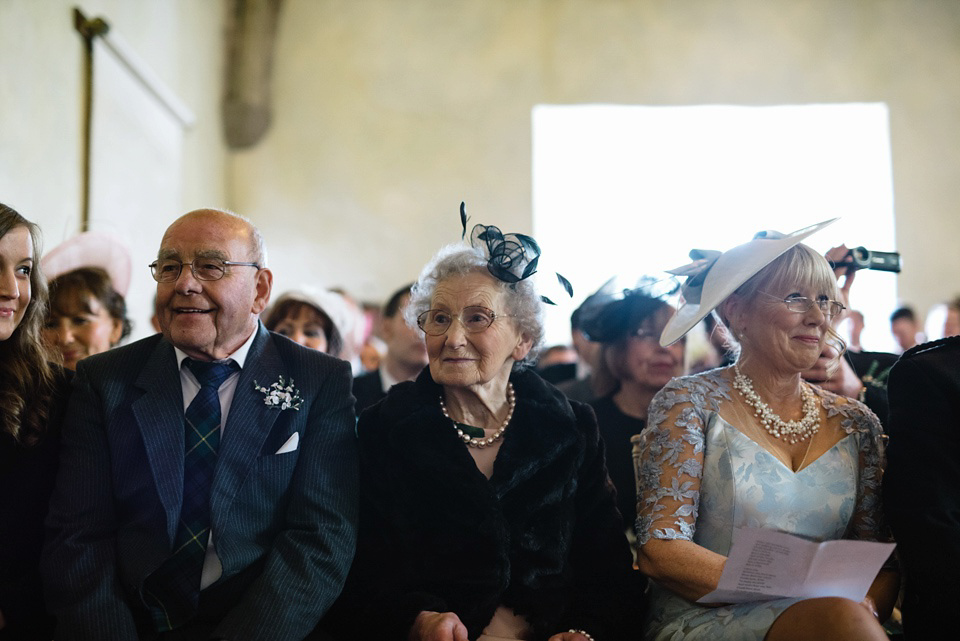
[831,246,901,273]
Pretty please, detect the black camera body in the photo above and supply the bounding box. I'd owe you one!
[834,246,902,273]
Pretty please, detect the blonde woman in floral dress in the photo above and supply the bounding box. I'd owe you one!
[635,221,898,641]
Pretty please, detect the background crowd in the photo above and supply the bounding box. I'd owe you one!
[1,200,957,641]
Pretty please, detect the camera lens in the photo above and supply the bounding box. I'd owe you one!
[850,247,872,268]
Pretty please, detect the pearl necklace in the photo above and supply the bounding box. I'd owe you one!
[439,383,515,448]
[732,365,820,444]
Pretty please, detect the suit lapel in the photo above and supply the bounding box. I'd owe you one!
[211,325,282,532]
[131,337,186,541]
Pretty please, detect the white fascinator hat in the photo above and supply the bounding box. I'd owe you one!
[660,218,838,347]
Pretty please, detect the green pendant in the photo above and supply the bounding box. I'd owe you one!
[455,422,485,439]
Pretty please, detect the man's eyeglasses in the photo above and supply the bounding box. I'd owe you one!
[149,257,260,283]
[416,306,510,336]
[763,293,846,319]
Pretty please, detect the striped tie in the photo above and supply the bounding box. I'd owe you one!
[144,358,239,631]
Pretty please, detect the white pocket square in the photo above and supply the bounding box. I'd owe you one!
[275,432,299,454]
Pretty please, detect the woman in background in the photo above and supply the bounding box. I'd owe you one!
[43,267,131,370]
[264,287,345,357]
[581,288,684,534]
[0,203,71,640]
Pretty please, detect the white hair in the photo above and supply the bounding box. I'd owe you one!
[406,243,544,371]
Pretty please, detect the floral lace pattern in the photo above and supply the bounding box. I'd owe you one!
[634,368,888,640]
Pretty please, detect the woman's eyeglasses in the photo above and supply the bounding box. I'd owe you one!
[763,293,845,319]
[631,327,684,346]
[416,306,510,336]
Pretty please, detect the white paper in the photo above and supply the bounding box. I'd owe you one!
[698,528,895,604]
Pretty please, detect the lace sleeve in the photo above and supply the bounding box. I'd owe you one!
[634,374,725,547]
[822,392,889,542]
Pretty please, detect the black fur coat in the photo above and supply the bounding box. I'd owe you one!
[334,367,641,641]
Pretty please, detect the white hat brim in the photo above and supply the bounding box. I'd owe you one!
[660,218,838,347]
[269,287,354,338]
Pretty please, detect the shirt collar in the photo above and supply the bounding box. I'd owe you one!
[174,324,258,370]
[379,365,400,392]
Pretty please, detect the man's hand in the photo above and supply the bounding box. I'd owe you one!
[824,244,855,318]
[803,347,863,399]
[410,611,469,641]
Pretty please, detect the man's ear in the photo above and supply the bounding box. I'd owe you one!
[252,268,274,314]
[380,315,396,341]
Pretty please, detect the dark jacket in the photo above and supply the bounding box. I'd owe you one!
[846,349,898,427]
[589,394,646,528]
[883,336,960,641]
[0,366,71,641]
[42,327,358,641]
[351,369,385,416]
[334,367,640,641]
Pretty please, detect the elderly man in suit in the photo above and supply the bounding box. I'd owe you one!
[883,334,960,640]
[43,209,358,641]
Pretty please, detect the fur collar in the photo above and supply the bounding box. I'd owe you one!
[371,368,583,496]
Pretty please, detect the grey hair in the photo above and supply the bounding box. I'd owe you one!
[717,243,846,370]
[406,243,545,371]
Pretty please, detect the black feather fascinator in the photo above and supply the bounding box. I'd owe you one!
[459,202,573,304]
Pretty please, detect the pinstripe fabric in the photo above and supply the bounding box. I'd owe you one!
[144,359,239,631]
[42,326,360,641]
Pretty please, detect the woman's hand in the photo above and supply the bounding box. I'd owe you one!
[548,632,592,641]
[409,611,469,641]
[864,568,900,623]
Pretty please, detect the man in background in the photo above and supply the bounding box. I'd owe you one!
[884,335,960,640]
[352,283,428,415]
[890,306,922,353]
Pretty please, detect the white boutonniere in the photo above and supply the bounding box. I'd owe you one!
[254,375,303,411]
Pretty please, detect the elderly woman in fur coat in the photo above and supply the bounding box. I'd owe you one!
[333,220,640,641]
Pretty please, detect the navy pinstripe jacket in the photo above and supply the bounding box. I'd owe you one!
[43,324,358,640]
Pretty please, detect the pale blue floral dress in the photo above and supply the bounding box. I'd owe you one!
[635,368,887,640]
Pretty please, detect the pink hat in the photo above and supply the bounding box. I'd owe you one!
[41,231,133,296]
